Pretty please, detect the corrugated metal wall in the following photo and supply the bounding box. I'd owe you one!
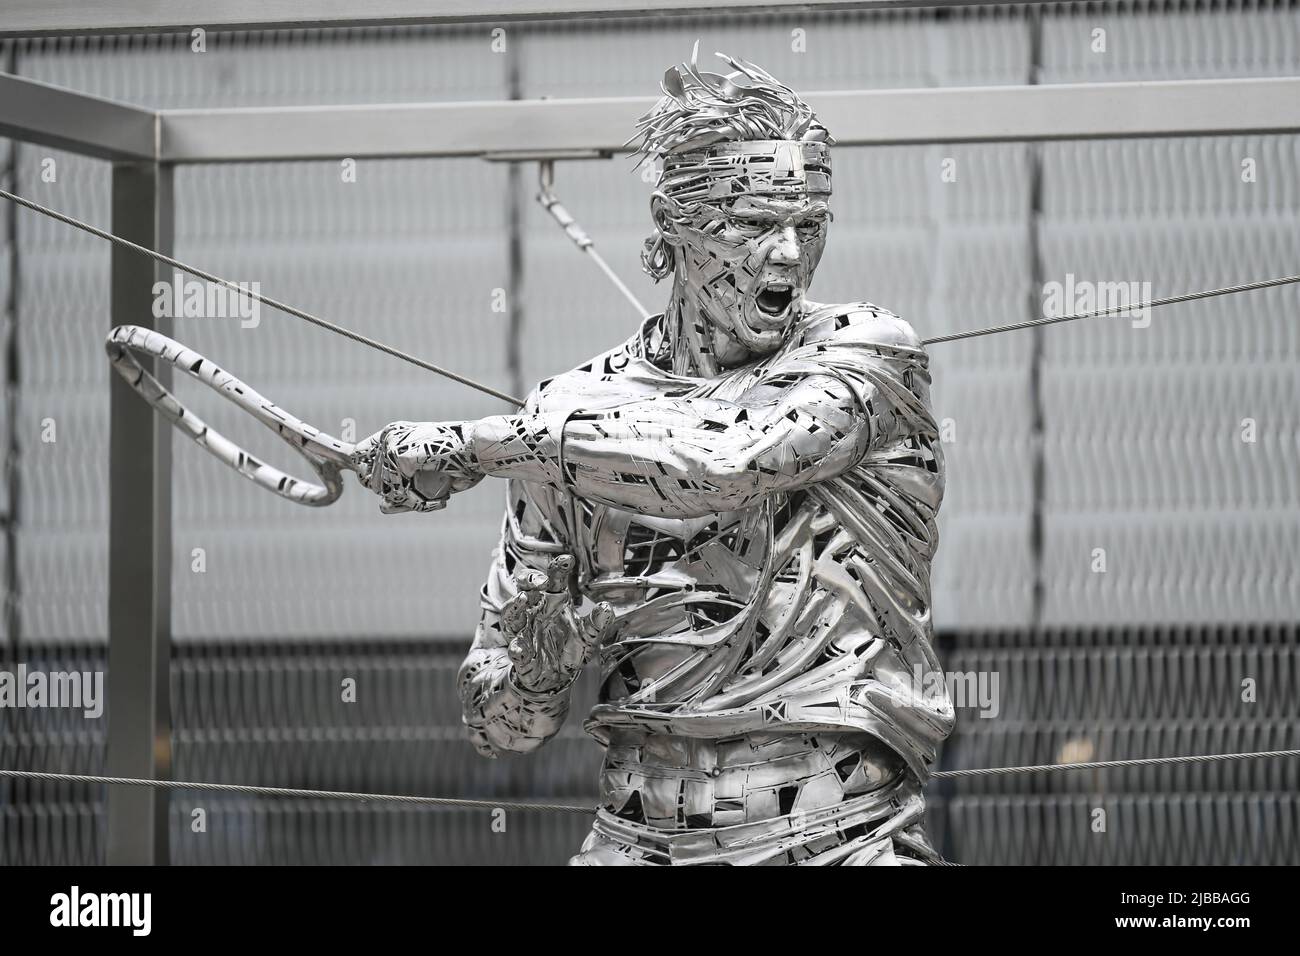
[1,0,1298,864]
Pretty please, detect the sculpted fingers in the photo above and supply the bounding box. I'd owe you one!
[507,634,535,673]
[514,567,547,591]
[544,554,575,592]
[355,421,482,514]
[504,558,603,692]
[584,601,616,644]
[501,591,531,639]
[504,593,541,678]
[412,469,453,503]
[536,554,577,618]
[377,486,447,514]
[576,601,616,663]
[513,568,548,614]
[349,432,379,477]
[352,424,392,494]
[554,601,614,675]
[354,423,422,510]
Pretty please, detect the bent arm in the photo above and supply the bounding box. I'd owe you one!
[471,321,930,518]
[456,485,574,757]
[472,382,859,517]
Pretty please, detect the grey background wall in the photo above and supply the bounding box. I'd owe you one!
[1,0,1298,864]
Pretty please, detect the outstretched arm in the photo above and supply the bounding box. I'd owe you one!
[472,316,932,518]
[352,313,934,519]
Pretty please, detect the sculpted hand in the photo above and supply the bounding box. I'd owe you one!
[504,554,615,694]
[351,420,484,514]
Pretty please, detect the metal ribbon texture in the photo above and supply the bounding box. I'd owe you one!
[444,51,953,865]
[658,140,832,205]
[455,301,951,864]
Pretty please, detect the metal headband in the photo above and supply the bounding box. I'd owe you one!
[659,140,832,206]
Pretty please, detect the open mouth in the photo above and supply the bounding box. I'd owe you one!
[755,283,795,316]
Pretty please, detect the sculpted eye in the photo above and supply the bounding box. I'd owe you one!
[797,218,827,237]
[730,220,767,238]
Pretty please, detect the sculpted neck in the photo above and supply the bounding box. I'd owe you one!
[661,274,757,378]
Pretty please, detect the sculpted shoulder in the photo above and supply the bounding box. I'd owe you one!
[793,301,926,357]
[524,330,668,415]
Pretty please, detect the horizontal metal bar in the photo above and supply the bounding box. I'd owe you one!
[1,0,1033,38]
[158,77,1300,164]
[822,76,1300,146]
[0,72,156,161]
[160,96,651,162]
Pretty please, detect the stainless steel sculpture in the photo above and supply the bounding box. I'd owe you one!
[353,51,955,865]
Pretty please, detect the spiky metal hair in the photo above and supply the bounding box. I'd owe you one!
[629,46,833,171]
[633,47,833,281]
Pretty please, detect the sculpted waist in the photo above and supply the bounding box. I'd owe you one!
[598,728,905,829]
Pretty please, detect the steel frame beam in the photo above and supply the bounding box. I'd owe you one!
[105,162,174,867]
[5,71,1298,167]
[156,77,1300,163]
[3,1,1040,38]
[0,73,156,162]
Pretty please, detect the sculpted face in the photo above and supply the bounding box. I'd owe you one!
[676,191,830,356]
[654,139,832,363]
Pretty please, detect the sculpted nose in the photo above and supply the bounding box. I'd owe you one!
[768,225,801,266]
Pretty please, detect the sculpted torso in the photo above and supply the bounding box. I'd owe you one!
[450,305,953,862]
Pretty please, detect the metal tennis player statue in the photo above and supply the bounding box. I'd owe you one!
[353,52,955,866]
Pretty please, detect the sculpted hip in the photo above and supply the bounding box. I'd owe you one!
[597,728,905,829]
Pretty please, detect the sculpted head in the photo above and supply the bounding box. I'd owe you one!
[633,50,833,360]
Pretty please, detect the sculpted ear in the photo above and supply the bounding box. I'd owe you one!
[649,192,684,247]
